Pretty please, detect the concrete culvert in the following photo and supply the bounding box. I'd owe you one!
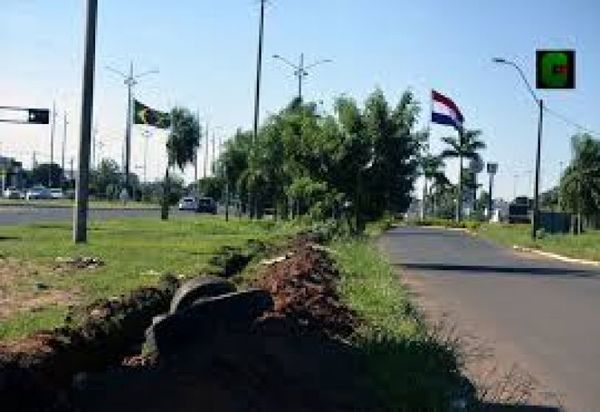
[169,276,236,314]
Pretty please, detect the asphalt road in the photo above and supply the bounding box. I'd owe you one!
[379,226,600,411]
[0,206,185,226]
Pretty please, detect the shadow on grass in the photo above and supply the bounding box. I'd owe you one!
[356,333,474,410]
[0,236,20,241]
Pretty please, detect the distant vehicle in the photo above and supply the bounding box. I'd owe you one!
[197,197,217,214]
[178,196,199,211]
[49,188,64,199]
[508,197,531,224]
[3,187,22,199]
[26,186,52,200]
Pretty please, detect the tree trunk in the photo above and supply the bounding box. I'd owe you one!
[456,154,463,222]
[161,167,170,221]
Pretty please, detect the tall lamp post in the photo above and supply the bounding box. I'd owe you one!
[493,57,544,241]
[272,53,332,100]
[74,0,98,243]
[106,63,158,196]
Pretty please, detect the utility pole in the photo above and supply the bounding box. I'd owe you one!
[74,0,98,243]
[532,99,544,240]
[106,62,157,196]
[251,0,266,218]
[204,120,209,179]
[49,101,57,187]
[273,53,332,101]
[212,131,216,176]
[61,112,68,185]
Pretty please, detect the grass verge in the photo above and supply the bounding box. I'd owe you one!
[477,223,600,262]
[331,238,470,410]
[0,216,296,341]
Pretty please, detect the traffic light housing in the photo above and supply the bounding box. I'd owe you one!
[536,50,575,89]
[27,108,50,124]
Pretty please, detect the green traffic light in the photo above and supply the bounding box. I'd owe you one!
[536,50,575,89]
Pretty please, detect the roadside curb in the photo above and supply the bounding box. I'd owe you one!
[512,245,600,267]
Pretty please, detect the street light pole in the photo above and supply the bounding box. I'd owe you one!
[493,57,544,240]
[74,0,98,243]
[49,101,56,187]
[106,63,158,197]
[273,53,332,101]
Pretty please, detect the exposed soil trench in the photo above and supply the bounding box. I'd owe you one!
[1,236,378,411]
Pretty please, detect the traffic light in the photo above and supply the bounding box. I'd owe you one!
[27,108,50,124]
[536,50,575,89]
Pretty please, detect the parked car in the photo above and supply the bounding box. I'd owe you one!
[197,197,217,214]
[49,188,64,199]
[178,196,199,211]
[26,186,52,200]
[3,187,22,199]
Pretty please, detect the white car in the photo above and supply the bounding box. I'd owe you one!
[49,188,64,199]
[3,187,22,199]
[26,186,52,200]
[178,197,198,211]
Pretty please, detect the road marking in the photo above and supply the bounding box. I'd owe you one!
[512,245,600,267]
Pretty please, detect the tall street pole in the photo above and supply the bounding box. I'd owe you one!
[124,62,134,194]
[61,112,68,185]
[251,0,266,218]
[49,101,56,187]
[273,53,332,102]
[493,57,544,241]
[74,0,98,243]
[532,99,544,240]
[204,120,209,179]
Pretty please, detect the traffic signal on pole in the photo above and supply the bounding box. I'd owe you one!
[536,50,575,89]
[27,108,50,124]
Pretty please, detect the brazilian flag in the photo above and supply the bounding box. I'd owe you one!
[134,100,170,129]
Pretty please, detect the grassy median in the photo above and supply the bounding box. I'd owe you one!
[478,223,600,262]
[331,239,470,410]
[0,216,294,341]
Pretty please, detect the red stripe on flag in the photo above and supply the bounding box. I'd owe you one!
[432,90,464,122]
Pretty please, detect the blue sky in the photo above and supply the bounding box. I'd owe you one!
[1,0,598,199]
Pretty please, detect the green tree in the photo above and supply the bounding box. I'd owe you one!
[162,107,201,220]
[30,163,63,188]
[560,133,600,230]
[419,152,448,218]
[440,129,486,221]
[90,158,121,198]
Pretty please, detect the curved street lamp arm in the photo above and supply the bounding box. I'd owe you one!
[134,69,159,80]
[105,66,128,78]
[304,59,333,71]
[272,54,300,71]
[492,58,538,104]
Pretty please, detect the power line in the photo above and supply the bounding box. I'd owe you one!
[543,106,600,137]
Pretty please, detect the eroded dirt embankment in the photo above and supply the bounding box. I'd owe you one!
[2,235,379,411]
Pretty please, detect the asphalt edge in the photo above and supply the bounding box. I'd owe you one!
[512,245,600,267]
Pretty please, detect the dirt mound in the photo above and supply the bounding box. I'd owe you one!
[70,238,376,412]
[254,240,356,338]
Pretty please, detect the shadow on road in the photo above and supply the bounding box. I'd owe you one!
[481,404,562,411]
[398,263,599,279]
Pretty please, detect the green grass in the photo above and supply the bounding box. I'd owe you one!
[331,239,469,410]
[478,223,600,262]
[0,216,295,341]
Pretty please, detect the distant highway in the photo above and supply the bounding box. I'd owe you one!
[0,205,187,226]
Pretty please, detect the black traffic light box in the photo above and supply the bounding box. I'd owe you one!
[536,50,575,89]
[27,108,50,124]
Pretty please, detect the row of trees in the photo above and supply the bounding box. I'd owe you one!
[215,90,426,230]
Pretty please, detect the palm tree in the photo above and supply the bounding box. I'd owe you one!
[440,129,486,222]
[419,153,448,218]
[161,107,201,220]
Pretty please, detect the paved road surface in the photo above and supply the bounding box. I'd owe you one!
[380,226,600,411]
[0,206,185,225]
